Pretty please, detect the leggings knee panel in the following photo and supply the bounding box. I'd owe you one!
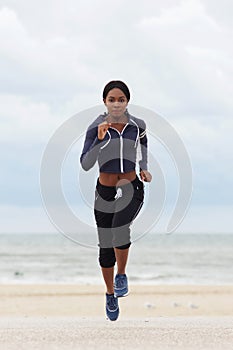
[98,243,131,268]
[115,242,131,250]
[99,248,116,268]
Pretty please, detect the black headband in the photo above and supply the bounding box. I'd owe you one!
[103,80,130,101]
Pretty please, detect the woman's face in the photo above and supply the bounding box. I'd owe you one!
[104,88,128,120]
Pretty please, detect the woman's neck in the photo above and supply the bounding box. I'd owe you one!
[108,114,128,124]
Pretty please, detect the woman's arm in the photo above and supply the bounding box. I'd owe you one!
[80,121,111,171]
[138,121,152,182]
[80,126,102,171]
[138,121,148,172]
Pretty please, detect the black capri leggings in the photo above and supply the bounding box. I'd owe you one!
[94,175,144,268]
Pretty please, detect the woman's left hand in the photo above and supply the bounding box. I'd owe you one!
[140,170,152,182]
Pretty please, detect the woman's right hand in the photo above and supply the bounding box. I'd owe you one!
[98,121,111,140]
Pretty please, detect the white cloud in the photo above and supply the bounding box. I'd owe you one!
[202,0,233,29]
[173,116,233,160]
[0,94,57,142]
[0,6,102,102]
[0,0,233,232]
[136,0,233,115]
[1,1,232,115]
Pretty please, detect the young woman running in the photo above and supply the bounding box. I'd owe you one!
[80,80,152,321]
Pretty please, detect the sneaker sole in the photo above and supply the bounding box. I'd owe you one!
[106,311,119,321]
[106,316,119,321]
[114,291,129,298]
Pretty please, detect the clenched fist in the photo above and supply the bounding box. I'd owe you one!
[98,121,111,140]
[140,170,152,182]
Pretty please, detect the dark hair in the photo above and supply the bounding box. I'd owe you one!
[103,80,130,101]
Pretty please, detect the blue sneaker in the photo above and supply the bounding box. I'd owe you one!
[106,293,119,321]
[114,274,128,298]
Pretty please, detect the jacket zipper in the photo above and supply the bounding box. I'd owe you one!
[119,134,123,173]
[110,123,128,173]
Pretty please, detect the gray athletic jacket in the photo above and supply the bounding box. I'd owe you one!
[80,111,148,173]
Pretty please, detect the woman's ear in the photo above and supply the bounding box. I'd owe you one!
[103,98,106,105]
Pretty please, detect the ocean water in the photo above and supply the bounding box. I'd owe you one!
[0,232,232,285]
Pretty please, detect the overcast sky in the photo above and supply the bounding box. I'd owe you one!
[0,0,233,234]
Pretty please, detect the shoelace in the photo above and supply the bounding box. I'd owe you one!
[107,295,117,309]
[115,275,125,288]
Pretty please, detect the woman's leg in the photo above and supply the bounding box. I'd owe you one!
[101,266,114,294]
[98,247,116,293]
[114,245,130,298]
[94,180,117,293]
[112,177,144,272]
[114,247,129,274]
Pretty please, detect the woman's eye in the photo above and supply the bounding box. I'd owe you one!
[107,98,125,103]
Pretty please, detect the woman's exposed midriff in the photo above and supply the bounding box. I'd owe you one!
[99,170,136,186]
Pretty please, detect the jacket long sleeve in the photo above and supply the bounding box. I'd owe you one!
[138,121,148,171]
[80,125,102,171]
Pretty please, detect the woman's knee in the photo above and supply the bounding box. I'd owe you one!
[115,242,131,250]
[99,248,116,268]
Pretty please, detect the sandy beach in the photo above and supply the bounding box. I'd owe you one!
[0,284,233,349]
